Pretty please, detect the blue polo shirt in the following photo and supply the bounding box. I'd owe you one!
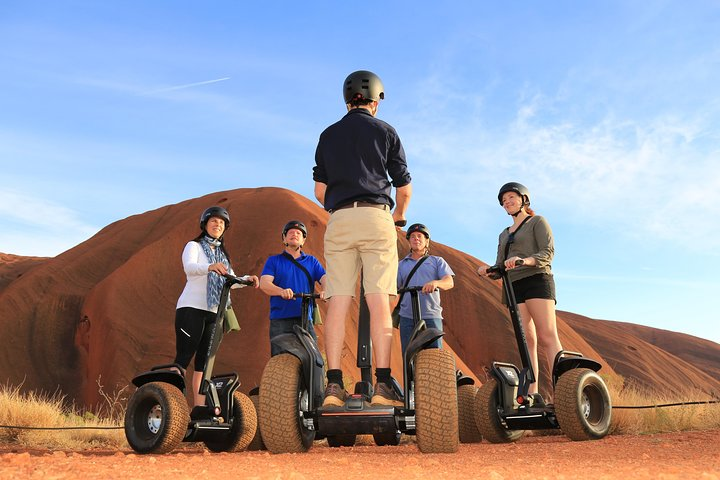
[261,252,325,320]
[397,254,454,320]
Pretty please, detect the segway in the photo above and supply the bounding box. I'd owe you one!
[474,260,612,442]
[258,284,458,454]
[124,275,257,454]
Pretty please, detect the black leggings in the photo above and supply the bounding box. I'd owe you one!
[174,307,218,371]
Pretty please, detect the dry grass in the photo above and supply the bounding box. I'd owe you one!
[607,374,720,435]
[0,381,127,450]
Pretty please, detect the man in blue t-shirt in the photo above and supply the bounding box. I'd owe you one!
[260,220,327,356]
[392,223,454,355]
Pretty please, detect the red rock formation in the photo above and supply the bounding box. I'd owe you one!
[0,187,716,409]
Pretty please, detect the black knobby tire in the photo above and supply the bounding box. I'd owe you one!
[414,349,459,453]
[326,434,356,447]
[247,393,266,451]
[204,391,257,452]
[124,382,189,454]
[259,354,315,453]
[474,378,525,443]
[554,368,612,441]
[373,432,401,446]
[457,384,482,443]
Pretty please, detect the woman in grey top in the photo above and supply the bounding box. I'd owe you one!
[477,182,563,403]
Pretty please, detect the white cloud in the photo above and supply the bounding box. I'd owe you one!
[396,76,720,252]
[0,190,98,257]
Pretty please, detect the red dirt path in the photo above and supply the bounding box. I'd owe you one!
[1,430,718,479]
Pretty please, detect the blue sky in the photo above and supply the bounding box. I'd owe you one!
[2,1,719,343]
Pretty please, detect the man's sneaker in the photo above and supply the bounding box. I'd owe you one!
[322,383,348,407]
[371,382,403,407]
[529,393,547,408]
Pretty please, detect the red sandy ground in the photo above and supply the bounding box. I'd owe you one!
[1,431,719,480]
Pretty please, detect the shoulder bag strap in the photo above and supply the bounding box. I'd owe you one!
[503,215,533,260]
[396,254,430,307]
[281,252,314,293]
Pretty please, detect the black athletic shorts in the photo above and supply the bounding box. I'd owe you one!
[174,307,218,371]
[511,273,556,304]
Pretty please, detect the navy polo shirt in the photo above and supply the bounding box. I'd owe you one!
[313,108,412,211]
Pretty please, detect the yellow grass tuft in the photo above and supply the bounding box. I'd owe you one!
[607,375,720,435]
[0,382,127,450]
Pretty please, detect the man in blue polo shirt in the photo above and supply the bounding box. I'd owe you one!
[393,223,454,355]
[259,220,326,356]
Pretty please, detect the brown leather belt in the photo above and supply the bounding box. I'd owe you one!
[330,201,390,214]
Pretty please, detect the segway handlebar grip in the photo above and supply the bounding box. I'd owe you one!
[396,285,439,294]
[222,274,255,287]
[292,292,321,299]
[486,259,524,279]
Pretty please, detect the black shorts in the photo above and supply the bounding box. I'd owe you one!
[174,307,218,371]
[511,273,556,304]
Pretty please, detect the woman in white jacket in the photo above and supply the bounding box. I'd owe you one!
[174,206,258,407]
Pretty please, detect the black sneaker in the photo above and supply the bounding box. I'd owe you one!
[371,382,403,407]
[322,382,348,407]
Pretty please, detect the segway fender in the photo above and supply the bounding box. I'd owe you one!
[272,333,311,365]
[552,356,602,387]
[131,370,186,393]
[456,369,475,387]
[405,328,444,362]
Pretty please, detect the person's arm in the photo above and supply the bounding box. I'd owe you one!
[392,183,412,225]
[260,274,294,299]
[314,181,327,207]
[529,216,554,267]
[422,274,454,294]
[182,242,216,276]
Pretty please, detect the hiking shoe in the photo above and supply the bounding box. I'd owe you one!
[530,393,547,408]
[371,382,404,407]
[323,383,348,407]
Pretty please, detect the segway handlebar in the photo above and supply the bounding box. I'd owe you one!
[222,274,256,287]
[293,292,321,299]
[486,259,525,279]
[397,285,439,294]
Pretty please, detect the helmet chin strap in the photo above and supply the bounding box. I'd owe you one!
[204,235,222,247]
[284,242,302,251]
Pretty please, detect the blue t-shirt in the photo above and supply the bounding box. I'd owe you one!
[397,254,454,320]
[261,252,326,320]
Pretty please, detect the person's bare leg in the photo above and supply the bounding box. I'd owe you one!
[192,371,205,407]
[366,293,393,368]
[324,295,353,370]
[518,303,539,395]
[526,298,563,388]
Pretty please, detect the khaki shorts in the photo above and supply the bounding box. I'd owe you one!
[324,205,398,298]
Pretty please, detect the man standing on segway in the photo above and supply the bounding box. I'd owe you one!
[313,70,412,407]
[392,223,454,355]
[259,220,327,356]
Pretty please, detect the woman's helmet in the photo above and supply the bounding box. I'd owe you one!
[406,223,430,240]
[498,182,530,206]
[343,70,385,104]
[282,220,307,238]
[200,206,230,230]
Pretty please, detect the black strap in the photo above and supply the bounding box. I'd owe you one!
[281,252,314,293]
[396,255,430,308]
[281,251,319,317]
[503,215,533,261]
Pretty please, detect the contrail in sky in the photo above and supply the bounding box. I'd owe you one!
[141,77,230,95]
